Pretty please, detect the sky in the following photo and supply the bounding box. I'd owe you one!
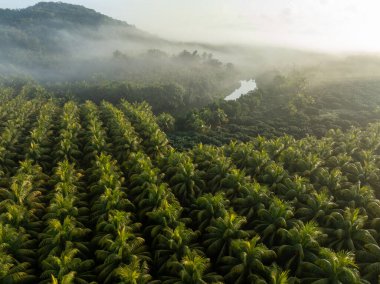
[1,0,380,53]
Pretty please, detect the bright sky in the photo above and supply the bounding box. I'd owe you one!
[1,0,380,52]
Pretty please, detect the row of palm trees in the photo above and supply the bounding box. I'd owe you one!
[0,97,55,283]
[222,129,380,282]
[0,96,42,176]
[121,102,292,283]
[38,101,93,283]
[27,101,59,171]
[100,101,222,283]
[83,100,153,283]
[120,101,169,158]
[120,101,372,283]
[0,160,46,283]
[1,96,380,282]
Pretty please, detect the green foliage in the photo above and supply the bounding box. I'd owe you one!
[172,72,380,149]
[0,92,378,284]
[156,113,175,132]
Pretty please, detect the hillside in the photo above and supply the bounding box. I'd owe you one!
[0,2,126,28]
[0,2,168,77]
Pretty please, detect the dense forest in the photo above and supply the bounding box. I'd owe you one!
[170,70,380,148]
[0,88,379,283]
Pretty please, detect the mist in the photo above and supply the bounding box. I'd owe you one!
[3,0,380,54]
[1,0,380,97]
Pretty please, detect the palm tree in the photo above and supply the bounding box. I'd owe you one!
[295,190,338,225]
[311,168,342,194]
[232,182,269,226]
[87,153,125,197]
[276,222,323,275]
[276,175,313,203]
[96,227,150,283]
[219,168,250,200]
[145,199,183,240]
[259,162,286,185]
[0,223,35,265]
[279,146,321,176]
[27,101,57,170]
[269,265,293,284]
[163,250,223,284]
[356,243,380,283]
[38,216,90,261]
[115,256,156,284]
[253,198,297,247]
[299,248,363,283]
[204,156,234,194]
[191,144,227,175]
[227,145,270,177]
[135,183,176,221]
[44,193,88,224]
[153,223,201,273]
[337,183,377,210]
[221,236,276,284]
[52,160,84,199]
[324,208,377,251]
[40,245,94,284]
[190,193,229,232]
[91,186,133,222]
[0,247,34,283]
[82,101,109,161]
[50,273,76,284]
[0,161,45,234]
[203,211,249,263]
[55,102,82,163]
[164,152,204,207]
[94,210,141,240]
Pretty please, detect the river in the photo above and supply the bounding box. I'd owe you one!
[225,79,257,101]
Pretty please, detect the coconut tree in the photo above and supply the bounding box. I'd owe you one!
[221,236,276,284]
[232,182,269,226]
[0,223,35,271]
[219,168,250,200]
[253,198,297,247]
[299,248,364,283]
[324,208,377,251]
[163,152,204,207]
[203,210,249,263]
[0,247,34,284]
[163,250,223,284]
[227,145,270,177]
[91,186,133,222]
[190,193,229,232]
[153,223,201,273]
[276,222,323,275]
[40,245,94,284]
[269,265,293,284]
[295,190,338,225]
[95,226,150,284]
[145,199,183,241]
[115,256,156,284]
[38,216,91,261]
[356,243,380,283]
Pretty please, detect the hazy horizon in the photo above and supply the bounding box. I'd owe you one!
[1,0,380,54]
